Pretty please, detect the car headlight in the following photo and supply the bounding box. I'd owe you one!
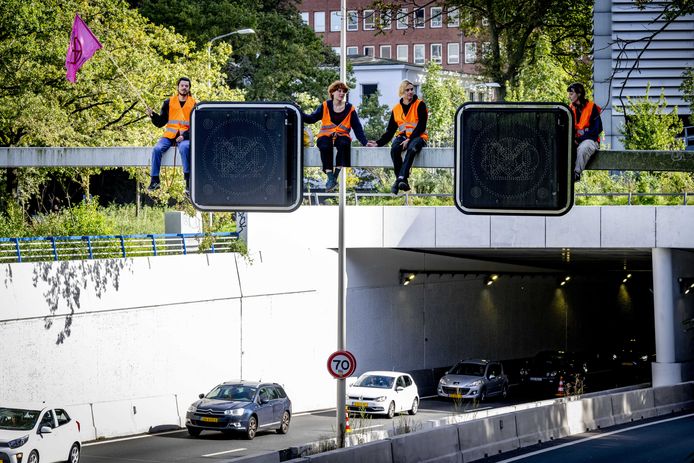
[187,405,196,413]
[374,396,387,402]
[439,378,448,385]
[469,380,483,387]
[8,435,29,449]
[548,371,557,377]
[224,409,245,416]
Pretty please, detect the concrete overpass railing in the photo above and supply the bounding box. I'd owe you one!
[2,146,694,171]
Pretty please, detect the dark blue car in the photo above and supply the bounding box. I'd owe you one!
[185,381,292,439]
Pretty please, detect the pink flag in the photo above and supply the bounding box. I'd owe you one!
[65,14,102,83]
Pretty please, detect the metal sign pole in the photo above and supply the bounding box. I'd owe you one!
[337,0,348,449]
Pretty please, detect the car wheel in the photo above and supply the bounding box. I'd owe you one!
[408,398,419,415]
[246,415,258,440]
[66,443,80,463]
[28,450,39,463]
[386,401,395,419]
[277,411,290,434]
[187,427,202,437]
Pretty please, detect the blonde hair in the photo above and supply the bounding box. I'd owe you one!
[398,80,415,97]
[328,80,350,98]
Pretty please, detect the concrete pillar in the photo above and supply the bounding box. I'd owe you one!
[651,247,682,386]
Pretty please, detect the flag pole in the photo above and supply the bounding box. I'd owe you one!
[104,51,150,110]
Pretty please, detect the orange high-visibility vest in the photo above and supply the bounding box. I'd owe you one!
[393,99,428,141]
[163,95,196,139]
[570,101,600,142]
[317,101,354,139]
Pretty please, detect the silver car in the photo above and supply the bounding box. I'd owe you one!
[437,359,509,401]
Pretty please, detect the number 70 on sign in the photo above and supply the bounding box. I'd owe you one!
[327,351,357,379]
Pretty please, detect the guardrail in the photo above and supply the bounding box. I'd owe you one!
[0,232,239,263]
[303,191,694,206]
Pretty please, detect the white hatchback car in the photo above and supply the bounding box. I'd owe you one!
[0,404,81,463]
[346,371,419,418]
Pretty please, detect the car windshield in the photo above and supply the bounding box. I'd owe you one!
[206,385,257,402]
[449,363,485,376]
[354,375,395,389]
[0,408,40,431]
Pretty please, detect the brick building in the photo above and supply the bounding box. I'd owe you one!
[298,0,482,75]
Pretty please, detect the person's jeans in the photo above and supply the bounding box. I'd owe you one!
[150,137,190,177]
[575,139,598,174]
[316,135,352,171]
[390,135,426,180]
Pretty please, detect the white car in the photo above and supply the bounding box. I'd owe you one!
[346,371,419,418]
[0,404,81,463]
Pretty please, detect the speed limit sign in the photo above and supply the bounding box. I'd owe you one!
[327,351,357,379]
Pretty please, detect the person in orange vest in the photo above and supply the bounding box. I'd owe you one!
[368,80,428,194]
[567,82,602,182]
[145,77,196,192]
[302,81,369,191]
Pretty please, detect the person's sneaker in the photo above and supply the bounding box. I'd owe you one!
[398,180,411,192]
[390,179,400,194]
[573,171,581,182]
[147,179,160,191]
[325,172,337,191]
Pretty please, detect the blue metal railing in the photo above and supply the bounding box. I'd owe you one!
[0,232,239,264]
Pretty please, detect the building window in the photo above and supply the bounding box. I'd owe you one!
[332,47,340,56]
[362,84,378,101]
[414,9,425,28]
[380,45,391,59]
[314,12,325,32]
[330,11,341,32]
[397,8,408,29]
[347,46,359,56]
[347,10,358,31]
[396,44,408,62]
[300,12,309,25]
[431,7,443,27]
[447,42,460,64]
[447,8,459,27]
[364,46,375,56]
[380,11,392,29]
[482,41,491,58]
[431,43,442,64]
[465,42,477,63]
[413,44,425,64]
[363,10,375,30]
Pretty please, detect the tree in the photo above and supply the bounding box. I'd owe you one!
[129,0,340,101]
[0,0,241,210]
[369,0,593,100]
[618,85,684,151]
[681,67,694,115]
[358,91,390,141]
[420,62,467,146]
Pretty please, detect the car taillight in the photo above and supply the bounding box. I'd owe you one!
[76,420,81,432]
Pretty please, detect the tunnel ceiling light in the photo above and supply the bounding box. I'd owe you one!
[678,277,694,295]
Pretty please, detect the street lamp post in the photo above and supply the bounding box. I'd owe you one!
[207,28,255,86]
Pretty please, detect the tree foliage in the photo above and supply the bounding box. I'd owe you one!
[420,62,467,146]
[618,85,684,151]
[129,0,340,101]
[681,67,694,115]
[358,91,390,141]
[369,0,592,99]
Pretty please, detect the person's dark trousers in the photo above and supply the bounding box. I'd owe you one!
[390,135,426,180]
[317,134,352,171]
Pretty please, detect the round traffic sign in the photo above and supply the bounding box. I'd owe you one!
[327,350,357,379]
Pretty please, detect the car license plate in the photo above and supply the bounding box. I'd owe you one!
[450,393,462,399]
[529,377,543,382]
[201,416,219,423]
[354,402,368,408]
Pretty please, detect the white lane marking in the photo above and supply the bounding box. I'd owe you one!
[202,448,246,457]
[495,412,694,462]
[83,429,184,446]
